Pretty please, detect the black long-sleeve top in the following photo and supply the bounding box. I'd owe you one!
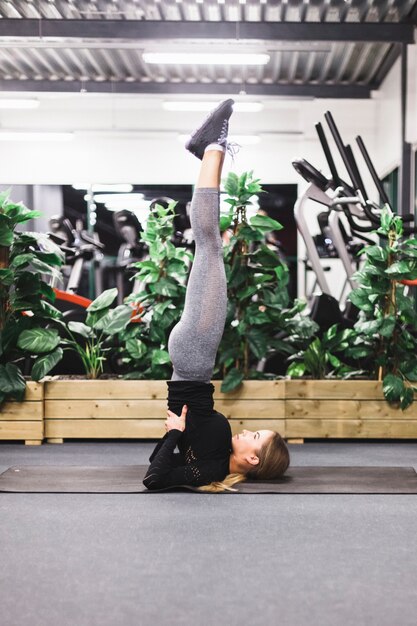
[143,381,232,490]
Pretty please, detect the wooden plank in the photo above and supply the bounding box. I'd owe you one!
[45,399,285,420]
[1,402,43,420]
[286,380,387,400]
[0,421,43,439]
[286,399,417,419]
[45,379,168,400]
[215,400,284,419]
[286,419,417,438]
[24,382,43,401]
[45,418,285,439]
[229,419,285,436]
[46,419,172,438]
[213,380,285,400]
[45,399,167,419]
[45,379,285,400]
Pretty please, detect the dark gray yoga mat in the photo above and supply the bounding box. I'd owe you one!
[1,465,417,493]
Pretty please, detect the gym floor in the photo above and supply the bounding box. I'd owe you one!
[1,440,417,626]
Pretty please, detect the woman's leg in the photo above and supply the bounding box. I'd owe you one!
[168,150,227,382]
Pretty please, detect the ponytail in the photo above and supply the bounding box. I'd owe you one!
[198,472,246,493]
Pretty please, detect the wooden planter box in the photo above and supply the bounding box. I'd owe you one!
[286,380,417,439]
[44,379,285,443]
[0,382,44,445]
[37,378,417,444]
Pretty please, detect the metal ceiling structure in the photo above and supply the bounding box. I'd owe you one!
[0,0,416,99]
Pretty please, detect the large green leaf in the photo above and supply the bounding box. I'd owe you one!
[365,246,388,264]
[0,188,11,208]
[0,268,13,286]
[0,363,26,401]
[68,321,94,338]
[247,327,268,359]
[31,347,64,381]
[0,220,14,246]
[87,288,118,312]
[153,277,180,297]
[220,214,233,232]
[151,349,171,365]
[9,253,33,269]
[250,245,280,268]
[5,202,40,223]
[94,305,133,334]
[378,316,396,337]
[221,367,244,393]
[249,214,283,232]
[286,362,306,378]
[38,300,62,320]
[385,260,414,276]
[223,172,239,197]
[348,288,373,311]
[17,327,60,353]
[400,387,414,410]
[383,373,403,403]
[346,346,373,359]
[126,338,147,360]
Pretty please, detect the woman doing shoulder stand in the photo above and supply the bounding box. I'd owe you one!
[143,100,290,492]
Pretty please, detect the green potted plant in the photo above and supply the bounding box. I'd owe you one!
[120,201,192,379]
[55,288,135,379]
[0,189,65,405]
[286,324,359,380]
[346,207,417,408]
[216,171,317,392]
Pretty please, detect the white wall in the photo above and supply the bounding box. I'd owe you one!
[0,92,378,187]
[0,44,413,302]
[373,43,417,178]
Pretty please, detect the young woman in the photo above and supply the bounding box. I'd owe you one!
[143,99,290,492]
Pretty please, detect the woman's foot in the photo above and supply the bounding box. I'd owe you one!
[185,99,234,160]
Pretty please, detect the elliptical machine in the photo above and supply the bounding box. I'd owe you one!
[48,216,105,298]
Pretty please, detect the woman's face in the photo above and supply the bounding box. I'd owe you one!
[232,429,274,458]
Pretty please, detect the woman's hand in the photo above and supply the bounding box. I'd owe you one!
[165,405,188,432]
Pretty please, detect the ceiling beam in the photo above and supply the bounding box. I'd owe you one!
[0,19,414,43]
[371,43,402,88]
[0,80,372,99]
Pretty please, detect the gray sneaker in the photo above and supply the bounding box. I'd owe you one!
[185,98,235,160]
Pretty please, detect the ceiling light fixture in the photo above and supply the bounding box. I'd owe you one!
[163,101,264,113]
[143,52,270,66]
[93,193,145,207]
[72,184,134,193]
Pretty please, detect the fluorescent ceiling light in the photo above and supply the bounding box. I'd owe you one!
[73,184,133,193]
[0,99,40,109]
[0,131,73,142]
[179,134,260,146]
[93,193,145,207]
[143,52,270,66]
[163,101,264,113]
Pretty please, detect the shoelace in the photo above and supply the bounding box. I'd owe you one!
[225,140,241,165]
[217,119,229,144]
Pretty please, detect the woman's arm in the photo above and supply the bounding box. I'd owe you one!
[143,405,189,490]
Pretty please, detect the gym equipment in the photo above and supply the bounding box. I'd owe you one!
[48,216,105,297]
[292,158,365,326]
[113,209,147,305]
[1,464,417,494]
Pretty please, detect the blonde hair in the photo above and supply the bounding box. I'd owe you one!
[198,432,290,493]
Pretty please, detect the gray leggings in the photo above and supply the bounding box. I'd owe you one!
[168,188,227,382]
